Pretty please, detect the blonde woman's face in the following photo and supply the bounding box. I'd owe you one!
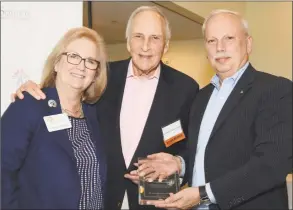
[55,37,99,91]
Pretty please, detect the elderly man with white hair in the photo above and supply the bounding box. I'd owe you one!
[142,9,292,210]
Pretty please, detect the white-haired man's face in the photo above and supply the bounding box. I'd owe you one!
[204,13,252,78]
[127,10,169,75]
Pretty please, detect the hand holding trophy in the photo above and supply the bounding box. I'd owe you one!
[136,153,182,205]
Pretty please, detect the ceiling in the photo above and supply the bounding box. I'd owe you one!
[88,1,203,44]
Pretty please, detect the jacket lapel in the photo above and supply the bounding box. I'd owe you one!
[43,88,75,161]
[189,85,214,149]
[188,85,213,184]
[209,65,255,140]
[108,59,130,170]
[114,60,130,133]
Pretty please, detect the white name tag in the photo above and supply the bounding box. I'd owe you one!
[162,120,185,147]
[43,113,72,132]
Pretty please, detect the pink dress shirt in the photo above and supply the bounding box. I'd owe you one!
[120,60,160,209]
[120,61,160,168]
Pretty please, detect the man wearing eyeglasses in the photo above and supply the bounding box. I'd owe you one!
[11,6,199,210]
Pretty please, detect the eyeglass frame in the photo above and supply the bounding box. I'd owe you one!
[60,52,100,71]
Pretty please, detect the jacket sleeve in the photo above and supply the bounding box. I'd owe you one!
[210,78,292,209]
[1,97,38,209]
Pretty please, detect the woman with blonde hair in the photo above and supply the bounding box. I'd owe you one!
[1,27,108,209]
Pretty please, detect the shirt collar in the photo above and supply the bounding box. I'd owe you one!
[211,62,249,90]
[127,59,160,80]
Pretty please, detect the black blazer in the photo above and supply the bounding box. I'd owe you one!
[97,59,199,210]
[187,64,292,209]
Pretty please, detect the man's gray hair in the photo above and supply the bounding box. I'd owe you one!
[202,9,249,36]
[125,6,171,43]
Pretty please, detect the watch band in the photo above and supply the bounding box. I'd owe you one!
[199,185,210,203]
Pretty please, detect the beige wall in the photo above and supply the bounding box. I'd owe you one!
[244,2,292,79]
[164,39,214,88]
[106,39,214,88]
[173,1,292,80]
[106,2,292,88]
[106,42,129,61]
[173,2,246,18]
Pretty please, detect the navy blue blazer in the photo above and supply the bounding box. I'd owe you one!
[1,87,107,209]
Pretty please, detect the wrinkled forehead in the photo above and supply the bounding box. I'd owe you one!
[131,11,165,36]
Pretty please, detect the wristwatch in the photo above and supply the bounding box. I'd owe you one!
[199,185,210,204]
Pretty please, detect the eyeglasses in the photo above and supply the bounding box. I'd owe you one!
[61,52,100,71]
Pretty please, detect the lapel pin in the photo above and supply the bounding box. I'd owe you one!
[240,90,244,94]
[48,99,57,108]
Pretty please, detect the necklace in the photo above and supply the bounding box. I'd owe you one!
[61,104,84,118]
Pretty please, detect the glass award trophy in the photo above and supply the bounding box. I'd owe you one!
[138,172,180,205]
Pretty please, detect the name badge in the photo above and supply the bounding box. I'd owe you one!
[43,113,72,132]
[162,120,185,147]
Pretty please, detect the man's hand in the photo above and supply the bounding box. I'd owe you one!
[11,80,46,102]
[137,152,181,182]
[148,187,200,210]
[124,170,139,185]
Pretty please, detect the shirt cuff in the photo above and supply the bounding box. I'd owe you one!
[206,183,217,204]
[176,156,185,177]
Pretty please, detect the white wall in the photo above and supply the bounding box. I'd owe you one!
[1,2,83,115]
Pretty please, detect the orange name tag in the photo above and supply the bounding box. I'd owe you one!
[164,132,186,147]
[162,120,186,147]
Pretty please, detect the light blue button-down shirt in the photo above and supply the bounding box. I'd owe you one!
[191,62,249,203]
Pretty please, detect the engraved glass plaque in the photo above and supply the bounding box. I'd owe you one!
[138,173,180,205]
